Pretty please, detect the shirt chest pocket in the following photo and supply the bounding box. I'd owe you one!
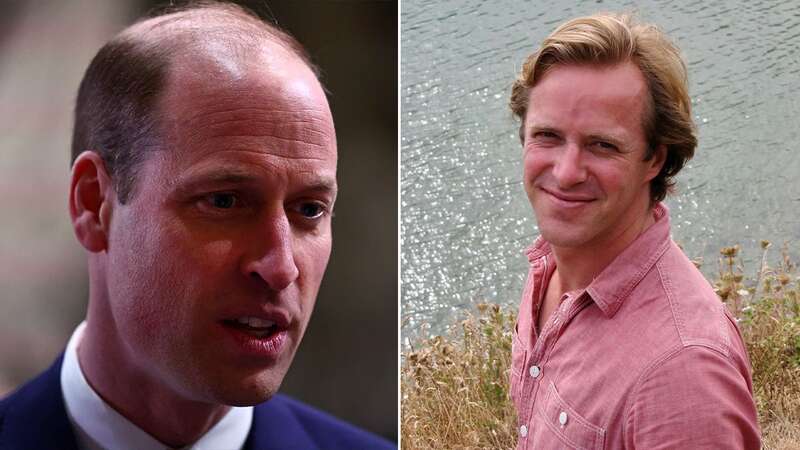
[531,382,606,450]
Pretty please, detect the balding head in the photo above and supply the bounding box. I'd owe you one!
[68,1,337,417]
[71,1,319,203]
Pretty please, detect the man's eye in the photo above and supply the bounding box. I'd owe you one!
[594,141,618,151]
[208,193,237,209]
[534,131,558,139]
[296,202,325,219]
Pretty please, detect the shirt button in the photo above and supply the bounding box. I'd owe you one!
[529,365,541,378]
[559,411,568,426]
[519,425,528,437]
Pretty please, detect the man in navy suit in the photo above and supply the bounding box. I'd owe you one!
[0,2,393,449]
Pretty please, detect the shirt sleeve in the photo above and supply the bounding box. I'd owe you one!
[624,345,761,449]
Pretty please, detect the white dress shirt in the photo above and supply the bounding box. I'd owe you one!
[60,321,253,450]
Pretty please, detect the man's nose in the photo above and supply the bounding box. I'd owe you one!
[241,215,299,291]
[552,143,587,188]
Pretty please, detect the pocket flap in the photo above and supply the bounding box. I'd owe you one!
[537,382,605,450]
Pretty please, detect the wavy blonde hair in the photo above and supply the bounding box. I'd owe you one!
[509,13,697,203]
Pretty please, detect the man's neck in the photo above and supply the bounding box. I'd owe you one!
[78,312,229,447]
[550,207,656,295]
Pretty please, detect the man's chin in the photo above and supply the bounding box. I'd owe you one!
[537,221,593,249]
[213,382,281,407]
[200,369,286,406]
[223,391,277,407]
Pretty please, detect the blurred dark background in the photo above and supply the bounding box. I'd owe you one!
[0,0,397,441]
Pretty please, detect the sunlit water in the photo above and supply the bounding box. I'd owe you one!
[401,0,800,341]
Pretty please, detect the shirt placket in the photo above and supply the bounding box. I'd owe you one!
[518,287,585,449]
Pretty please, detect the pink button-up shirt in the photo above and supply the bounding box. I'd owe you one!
[511,204,761,449]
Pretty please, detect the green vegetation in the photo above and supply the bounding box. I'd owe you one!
[401,243,800,449]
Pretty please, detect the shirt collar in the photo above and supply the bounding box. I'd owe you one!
[524,202,672,318]
[525,234,552,263]
[60,321,253,450]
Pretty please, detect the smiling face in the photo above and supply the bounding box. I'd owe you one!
[102,46,337,406]
[522,62,663,254]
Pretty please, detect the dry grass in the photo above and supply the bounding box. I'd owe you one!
[401,304,518,449]
[716,243,800,450]
[401,243,800,449]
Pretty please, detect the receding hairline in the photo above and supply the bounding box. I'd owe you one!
[69,1,323,204]
[118,2,318,77]
[519,59,655,144]
[123,2,324,115]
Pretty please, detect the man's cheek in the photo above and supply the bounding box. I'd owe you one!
[523,151,544,180]
[299,233,332,270]
[522,162,541,201]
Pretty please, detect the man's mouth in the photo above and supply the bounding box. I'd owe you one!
[217,309,293,357]
[222,317,280,338]
[542,187,594,202]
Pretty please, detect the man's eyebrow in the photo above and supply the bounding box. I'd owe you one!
[303,177,338,195]
[525,124,561,137]
[528,124,559,133]
[173,169,260,193]
[172,169,337,196]
[586,132,626,145]
[526,123,627,144]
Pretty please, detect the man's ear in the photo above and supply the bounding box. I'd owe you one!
[645,144,667,182]
[69,151,115,253]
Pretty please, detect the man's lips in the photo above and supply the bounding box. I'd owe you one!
[218,308,294,359]
[540,187,596,203]
[220,309,291,327]
[219,308,292,337]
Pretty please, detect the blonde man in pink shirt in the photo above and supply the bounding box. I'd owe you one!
[507,13,761,449]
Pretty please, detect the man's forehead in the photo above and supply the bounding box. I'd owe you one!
[521,63,654,149]
[165,38,323,98]
[526,63,648,121]
[534,62,646,99]
[156,44,335,154]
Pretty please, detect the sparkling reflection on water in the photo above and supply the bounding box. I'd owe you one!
[401,0,800,341]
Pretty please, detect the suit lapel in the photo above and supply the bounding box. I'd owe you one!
[243,394,319,450]
[0,353,80,450]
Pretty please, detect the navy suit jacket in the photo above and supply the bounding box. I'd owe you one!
[0,355,395,450]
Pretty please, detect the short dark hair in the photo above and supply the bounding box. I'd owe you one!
[70,1,318,203]
[509,13,697,204]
